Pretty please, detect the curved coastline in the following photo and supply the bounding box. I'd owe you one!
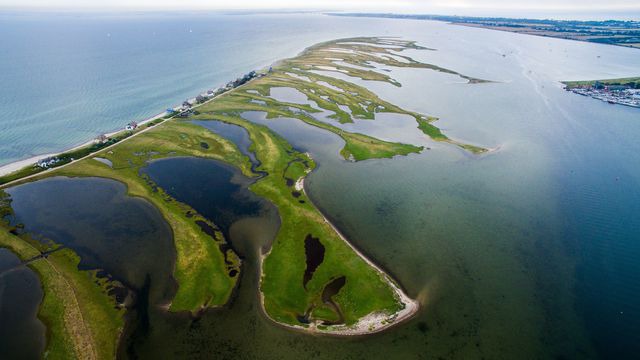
[258,165,419,336]
[0,111,168,178]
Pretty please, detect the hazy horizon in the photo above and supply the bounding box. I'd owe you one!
[1,0,639,21]
[0,9,639,21]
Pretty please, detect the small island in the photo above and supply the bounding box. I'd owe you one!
[0,37,489,357]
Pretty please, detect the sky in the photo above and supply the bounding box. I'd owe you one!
[1,0,639,19]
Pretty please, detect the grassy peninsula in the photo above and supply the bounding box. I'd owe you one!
[257,37,488,154]
[0,122,248,358]
[0,36,489,354]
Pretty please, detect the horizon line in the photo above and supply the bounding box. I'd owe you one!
[0,7,639,21]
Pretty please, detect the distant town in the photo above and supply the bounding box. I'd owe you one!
[562,78,640,108]
[330,13,640,49]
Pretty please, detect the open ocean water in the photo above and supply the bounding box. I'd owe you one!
[1,11,640,359]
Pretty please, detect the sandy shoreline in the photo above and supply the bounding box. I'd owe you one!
[258,169,419,336]
[298,175,419,335]
[0,109,168,177]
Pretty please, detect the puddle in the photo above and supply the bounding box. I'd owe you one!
[269,87,310,105]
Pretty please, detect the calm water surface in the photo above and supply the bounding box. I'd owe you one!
[191,120,259,167]
[1,13,639,359]
[141,157,266,237]
[0,249,46,360]
[7,177,176,304]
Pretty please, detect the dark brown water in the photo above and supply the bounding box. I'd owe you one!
[0,249,46,360]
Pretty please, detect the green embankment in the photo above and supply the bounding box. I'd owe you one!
[0,213,123,359]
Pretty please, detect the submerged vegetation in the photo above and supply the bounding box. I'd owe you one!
[0,36,489,354]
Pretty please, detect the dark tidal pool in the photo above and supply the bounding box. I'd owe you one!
[0,249,46,360]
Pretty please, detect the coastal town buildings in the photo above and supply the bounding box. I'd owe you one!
[125,121,138,131]
[37,157,60,169]
[566,84,640,108]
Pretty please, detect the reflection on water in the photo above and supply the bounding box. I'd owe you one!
[241,111,344,160]
[268,86,312,105]
[191,120,259,167]
[141,157,265,239]
[7,177,176,306]
[0,249,46,360]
